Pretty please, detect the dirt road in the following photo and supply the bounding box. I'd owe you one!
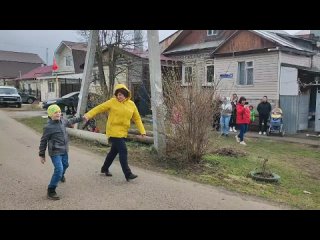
[0,109,288,209]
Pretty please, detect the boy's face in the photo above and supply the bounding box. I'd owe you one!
[51,111,61,120]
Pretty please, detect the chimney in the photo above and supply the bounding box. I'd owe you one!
[134,30,143,51]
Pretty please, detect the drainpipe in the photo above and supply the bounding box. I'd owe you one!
[277,50,281,108]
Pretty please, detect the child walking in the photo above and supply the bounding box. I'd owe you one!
[39,104,84,200]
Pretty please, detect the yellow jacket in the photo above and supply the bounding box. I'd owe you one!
[84,84,146,138]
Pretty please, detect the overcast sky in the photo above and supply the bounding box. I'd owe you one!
[0,30,300,65]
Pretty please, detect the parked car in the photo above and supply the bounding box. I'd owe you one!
[18,91,37,104]
[0,86,22,108]
[42,91,80,111]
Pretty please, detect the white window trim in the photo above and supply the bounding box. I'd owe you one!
[203,64,215,87]
[207,30,218,36]
[237,60,254,86]
[66,56,72,67]
[182,65,192,86]
[48,81,55,92]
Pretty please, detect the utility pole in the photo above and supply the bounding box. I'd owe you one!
[77,30,99,122]
[46,48,48,66]
[147,30,166,157]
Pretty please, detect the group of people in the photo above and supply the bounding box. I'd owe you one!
[217,94,272,145]
[39,84,146,200]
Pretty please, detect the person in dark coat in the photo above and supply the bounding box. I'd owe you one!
[257,96,272,135]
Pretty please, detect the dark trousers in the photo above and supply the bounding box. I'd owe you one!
[229,112,236,128]
[259,114,269,132]
[102,137,132,177]
[238,124,248,142]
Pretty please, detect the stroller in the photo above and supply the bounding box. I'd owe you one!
[266,107,285,137]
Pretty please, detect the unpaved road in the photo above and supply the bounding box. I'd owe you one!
[0,109,288,209]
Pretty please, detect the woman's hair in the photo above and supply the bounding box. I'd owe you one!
[238,96,246,103]
[115,88,129,98]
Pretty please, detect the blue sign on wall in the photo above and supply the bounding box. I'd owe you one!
[220,73,233,78]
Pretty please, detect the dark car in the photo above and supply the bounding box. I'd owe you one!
[0,86,22,108]
[18,91,37,104]
[42,91,79,111]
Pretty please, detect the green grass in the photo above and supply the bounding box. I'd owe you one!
[16,116,320,209]
[16,116,47,133]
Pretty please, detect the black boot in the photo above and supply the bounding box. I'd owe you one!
[47,188,60,200]
[126,173,138,181]
[101,166,112,176]
[60,176,66,183]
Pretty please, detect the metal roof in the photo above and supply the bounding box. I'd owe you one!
[37,73,83,80]
[164,40,223,54]
[0,50,44,63]
[252,30,314,53]
[17,65,53,80]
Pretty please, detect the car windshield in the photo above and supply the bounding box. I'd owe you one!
[62,92,79,98]
[0,88,18,94]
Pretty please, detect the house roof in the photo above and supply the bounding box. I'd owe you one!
[62,41,87,51]
[252,30,312,52]
[0,50,44,64]
[37,73,83,80]
[295,30,311,35]
[164,40,223,54]
[212,30,315,56]
[16,65,53,80]
[159,30,180,44]
[123,48,178,61]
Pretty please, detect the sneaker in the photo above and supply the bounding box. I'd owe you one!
[105,171,112,177]
[240,141,247,145]
[263,132,267,135]
[47,188,60,200]
[126,173,138,181]
[229,127,233,132]
[233,127,237,133]
[259,131,262,135]
[60,176,65,183]
[235,135,240,143]
[101,166,106,173]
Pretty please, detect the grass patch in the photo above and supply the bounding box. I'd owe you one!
[17,116,320,209]
[16,116,47,133]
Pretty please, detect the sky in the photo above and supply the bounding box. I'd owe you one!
[0,30,300,65]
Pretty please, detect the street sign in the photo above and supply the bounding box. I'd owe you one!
[220,73,233,78]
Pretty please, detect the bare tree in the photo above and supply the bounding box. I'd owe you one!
[162,63,222,164]
[78,30,145,99]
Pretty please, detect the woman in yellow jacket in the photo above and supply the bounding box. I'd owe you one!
[84,84,146,181]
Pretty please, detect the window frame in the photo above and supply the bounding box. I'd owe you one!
[204,64,215,86]
[48,81,55,92]
[66,56,72,66]
[207,30,218,36]
[237,60,254,86]
[182,65,193,86]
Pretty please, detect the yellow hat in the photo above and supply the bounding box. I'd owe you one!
[47,104,61,117]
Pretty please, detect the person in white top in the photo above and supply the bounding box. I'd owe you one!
[220,97,233,136]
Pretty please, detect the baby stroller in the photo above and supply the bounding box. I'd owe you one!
[266,107,285,137]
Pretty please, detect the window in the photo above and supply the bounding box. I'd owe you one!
[207,30,218,36]
[237,61,254,85]
[206,65,215,84]
[66,56,72,66]
[48,81,55,92]
[182,66,193,85]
